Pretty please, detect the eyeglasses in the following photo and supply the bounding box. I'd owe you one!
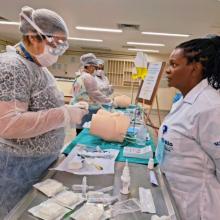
[41,35,69,56]
[46,36,69,56]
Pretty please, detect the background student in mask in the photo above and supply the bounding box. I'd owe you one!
[0,6,89,218]
[71,53,117,135]
[95,59,115,97]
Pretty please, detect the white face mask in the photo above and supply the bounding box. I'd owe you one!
[93,69,97,76]
[34,44,59,67]
[96,70,104,77]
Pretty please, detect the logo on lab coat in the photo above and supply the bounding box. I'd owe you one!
[214,141,220,146]
[164,139,173,151]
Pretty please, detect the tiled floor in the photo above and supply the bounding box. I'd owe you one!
[63,109,170,148]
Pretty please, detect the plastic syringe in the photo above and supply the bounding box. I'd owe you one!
[72,185,94,190]
[72,176,94,196]
[87,195,118,204]
[96,185,114,193]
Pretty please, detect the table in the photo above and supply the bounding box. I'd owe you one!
[4,155,180,220]
[63,127,157,165]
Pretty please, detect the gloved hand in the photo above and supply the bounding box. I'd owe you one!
[100,85,109,91]
[65,104,89,124]
[112,101,118,108]
[173,93,182,103]
[72,101,89,110]
[109,84,115,92]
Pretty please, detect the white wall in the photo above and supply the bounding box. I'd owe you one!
[47,53,170,78]
[48,55,80,78]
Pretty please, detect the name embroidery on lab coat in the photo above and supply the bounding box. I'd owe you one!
[164,139,174,151]
[162,125,174,152]
[214,141,220,146]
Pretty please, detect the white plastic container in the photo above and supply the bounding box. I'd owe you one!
[148,158,154,170]
[120,160,131,194]
[136,124,146,145]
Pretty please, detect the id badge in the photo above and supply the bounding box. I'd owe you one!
[156,138,165,164]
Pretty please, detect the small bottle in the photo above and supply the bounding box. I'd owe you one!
[120,160,131,194]
[148,158,154,170]
[136,124,146,145]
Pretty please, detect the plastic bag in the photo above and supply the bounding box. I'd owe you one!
[139,187,156,213]
[50,190,86,209]
[28,200,69,220]
[71,203,110,220]
[33,179,66,197]
[109,198,141,218]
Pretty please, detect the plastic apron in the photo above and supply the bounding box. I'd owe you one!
[95,75,111,97]
[0,48,66,218]
[158,79,220,220]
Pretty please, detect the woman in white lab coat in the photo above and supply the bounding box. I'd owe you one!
[157,35,220,220]
[95,59,114,97]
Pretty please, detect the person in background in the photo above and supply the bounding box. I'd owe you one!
[95,59,114,97]
[71,53,117,135]
[0,6,88,218]
[158,35,220,220]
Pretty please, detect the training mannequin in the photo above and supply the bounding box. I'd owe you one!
[113,95,131,108]
[90,109,130,143]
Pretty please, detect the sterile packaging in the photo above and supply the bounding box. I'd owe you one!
[150,171,159,185]
[139,187,156,213]
[33,179,66,197]
[70,203,110,220]
[50,190,86,209]
[28,200,69,220]
[53,145,119,175]
[123,145,153,159]
[80,150,114,157]
[109,198,141,218]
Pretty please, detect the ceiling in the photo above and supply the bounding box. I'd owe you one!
[0,0,220,54]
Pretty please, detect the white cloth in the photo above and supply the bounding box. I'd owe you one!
[94,75,114,97]
[158,79,220,220]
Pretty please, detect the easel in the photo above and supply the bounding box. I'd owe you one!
[135,62,166,130]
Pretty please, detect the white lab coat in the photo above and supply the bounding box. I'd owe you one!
[94,75,113,97]
[159,79,220,220]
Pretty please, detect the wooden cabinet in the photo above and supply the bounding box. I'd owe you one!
[107,60,139,87]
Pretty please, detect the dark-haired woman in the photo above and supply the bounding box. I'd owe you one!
[157,36,220,220]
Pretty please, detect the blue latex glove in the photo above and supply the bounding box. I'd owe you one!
[173,93,182,103]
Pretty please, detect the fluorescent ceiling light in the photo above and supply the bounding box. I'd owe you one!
[68,37,103,42]
[128,48,159,53]
[142,32,190,37]
[76,26,122,32]
[0,21,20,25]
[127,42,165,46]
